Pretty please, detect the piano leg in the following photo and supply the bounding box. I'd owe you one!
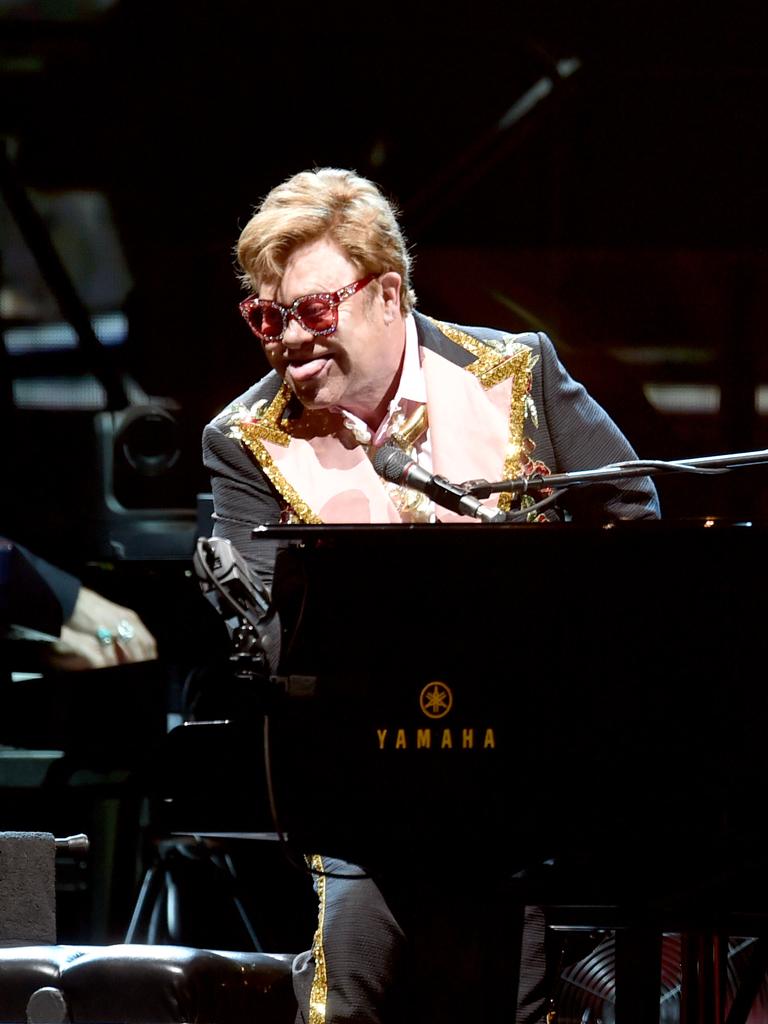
[680,930,728,1024]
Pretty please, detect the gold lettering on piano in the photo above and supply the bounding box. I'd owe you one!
[374,727,497,750]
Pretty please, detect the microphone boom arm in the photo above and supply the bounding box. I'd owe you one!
[464,449,768,499]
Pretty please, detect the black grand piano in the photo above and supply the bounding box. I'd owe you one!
[159,519,768,1024]
[197,521,767,897]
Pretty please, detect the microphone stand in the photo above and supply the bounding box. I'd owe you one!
[463,448,768,513]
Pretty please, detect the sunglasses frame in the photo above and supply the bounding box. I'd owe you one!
[239,273,378,342]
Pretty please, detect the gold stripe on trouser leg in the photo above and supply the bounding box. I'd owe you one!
[308,854,329,1023]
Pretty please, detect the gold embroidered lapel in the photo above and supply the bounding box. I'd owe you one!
[227,382,323,524]
[430,320,538,512]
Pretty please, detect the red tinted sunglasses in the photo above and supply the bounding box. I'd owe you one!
[239,274,377,342]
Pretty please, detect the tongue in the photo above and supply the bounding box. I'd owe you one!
[289,357,331,383]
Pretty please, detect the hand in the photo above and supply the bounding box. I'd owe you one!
[44,587,158,671]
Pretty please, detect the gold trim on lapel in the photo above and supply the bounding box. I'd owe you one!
[430,319,532,388]
[430,320,537,513]
[243,432,324,524]
[499,345,535,512]
[228,383,324,524]
[233,381,294,446]
[308,853,328,1023]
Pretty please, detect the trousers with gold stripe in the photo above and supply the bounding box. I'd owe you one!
[291,855,550,1024]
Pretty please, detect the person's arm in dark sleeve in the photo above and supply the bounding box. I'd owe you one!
[0,538,81,635]
[202,417,287,672]
[1,537,157,669]
[534,333,661,521]
[202,419,285,591]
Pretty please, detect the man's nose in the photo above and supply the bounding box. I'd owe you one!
[282,315,314,347]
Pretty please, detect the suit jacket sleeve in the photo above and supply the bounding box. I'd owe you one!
[533,332,661,521]
[202,414,283,591]
[0,539,81,634]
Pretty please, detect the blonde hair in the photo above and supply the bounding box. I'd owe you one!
[236,167,416,313]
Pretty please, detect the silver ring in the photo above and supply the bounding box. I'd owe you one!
[96,626,113,647]
[116,619,136,643]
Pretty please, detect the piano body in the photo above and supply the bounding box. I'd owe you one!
[159,520,768,1023]
[260,520,768,1023]
[254,521,766,905]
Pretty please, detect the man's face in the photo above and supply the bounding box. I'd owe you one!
[258,237,404,426]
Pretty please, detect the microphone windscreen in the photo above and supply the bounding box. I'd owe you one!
[372,445,411,484]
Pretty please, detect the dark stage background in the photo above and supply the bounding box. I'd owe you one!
[1,1,768,1016]
[1,0,768,548]
[2,0,767,555]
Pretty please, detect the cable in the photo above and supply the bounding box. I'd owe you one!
[279,554,310,664]
[605,458,729,476]
[502,489,565,522]
[262,714,371,881]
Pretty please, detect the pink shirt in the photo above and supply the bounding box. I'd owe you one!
[335,314,436,521]
[337,314,432,460]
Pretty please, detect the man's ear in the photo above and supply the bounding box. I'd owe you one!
[379,271,402,324]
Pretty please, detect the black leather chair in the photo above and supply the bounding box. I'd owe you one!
[0,944,297,1024]
[0,829,300,1024]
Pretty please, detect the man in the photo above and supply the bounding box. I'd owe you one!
[203,167,660,1024]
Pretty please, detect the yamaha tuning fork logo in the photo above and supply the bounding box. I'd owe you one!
[419,681,453,719]
[375,681,497,752]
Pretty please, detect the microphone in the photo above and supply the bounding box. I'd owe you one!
[372,445,505,524]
